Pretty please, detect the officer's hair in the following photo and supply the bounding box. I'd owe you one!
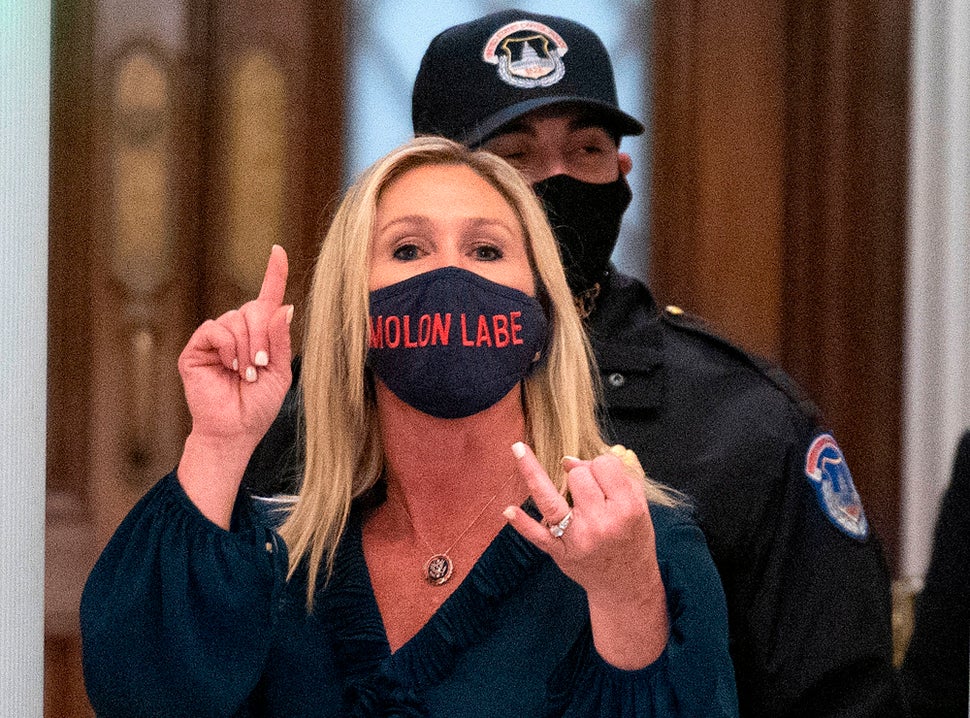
[279,136,676,608]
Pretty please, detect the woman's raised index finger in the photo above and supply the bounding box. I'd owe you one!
[258,245,288,306]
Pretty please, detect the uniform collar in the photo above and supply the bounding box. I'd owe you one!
[584,268,665,413]
[586,268,664,371]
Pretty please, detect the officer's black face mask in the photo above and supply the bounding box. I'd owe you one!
[532,174,632,296]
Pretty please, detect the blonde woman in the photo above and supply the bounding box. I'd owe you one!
[82,137,737,717]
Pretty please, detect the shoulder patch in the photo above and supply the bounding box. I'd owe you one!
[804,434,869,540]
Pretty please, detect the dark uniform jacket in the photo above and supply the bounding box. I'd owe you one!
[900,430,970,717]
[243,268,905,718]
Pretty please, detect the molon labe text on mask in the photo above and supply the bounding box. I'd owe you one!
[368,311,526,350]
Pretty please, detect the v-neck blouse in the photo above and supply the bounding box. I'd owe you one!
[81,472,738,717]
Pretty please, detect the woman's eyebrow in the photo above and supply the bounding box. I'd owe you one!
[378,215,518,238]
[462,216,517,235]
[377,215,432,234]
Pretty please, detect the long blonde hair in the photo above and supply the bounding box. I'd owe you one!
[279,137,675,605]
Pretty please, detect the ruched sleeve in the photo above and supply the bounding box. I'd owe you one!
[80,472,289,718]
[546,506,739,718]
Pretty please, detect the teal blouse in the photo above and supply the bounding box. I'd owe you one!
[81,473,738,717]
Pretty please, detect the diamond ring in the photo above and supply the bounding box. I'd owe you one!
[548,509,573,538]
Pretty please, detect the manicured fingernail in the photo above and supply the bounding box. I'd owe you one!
[285,305,294,325]
[245,366,257,383]
[502,507,516,521]
[232,358,239,371]
[511,442,526,459]
[562,455,581,463]
[254,350,269,367]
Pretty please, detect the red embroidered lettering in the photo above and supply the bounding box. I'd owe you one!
[384,316,401,348]
[403,315,418,348]
[368,316,383,349]
[492,314,510,347]
[461,314,475,346]
[417,314,432,347]
[510,311,523,345]
[476,315,493,347]
[432,313,451,346]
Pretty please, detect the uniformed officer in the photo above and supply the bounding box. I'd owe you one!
[244,9,905,717]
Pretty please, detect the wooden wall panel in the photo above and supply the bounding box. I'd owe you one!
[46,2,347,715]
[198,2,347,340]
[650,0,908,568]
[693,2,785,359]
[650,0,701,318]
[782,0,908,566]
[652,0,785,359]
[85,0,200,555]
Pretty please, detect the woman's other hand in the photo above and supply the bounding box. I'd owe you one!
[503,442,668,670]
[176,245,293,527]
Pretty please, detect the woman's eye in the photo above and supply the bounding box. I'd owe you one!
[474,245,503,261]
[392,244,421,261]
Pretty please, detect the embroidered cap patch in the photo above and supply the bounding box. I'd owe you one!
[482,20,568,88]
[804,434,869,540]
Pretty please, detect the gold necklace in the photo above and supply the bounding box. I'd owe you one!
[396,472,517,586]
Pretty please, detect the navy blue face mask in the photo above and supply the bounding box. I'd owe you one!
[367,266,548,419]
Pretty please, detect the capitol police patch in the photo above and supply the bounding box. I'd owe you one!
[482,20,567,89]
[804,434,869,540]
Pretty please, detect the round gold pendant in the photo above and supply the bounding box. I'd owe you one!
[424,554,453,585]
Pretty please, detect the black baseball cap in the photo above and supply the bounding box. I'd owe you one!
[412,9,645,147]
